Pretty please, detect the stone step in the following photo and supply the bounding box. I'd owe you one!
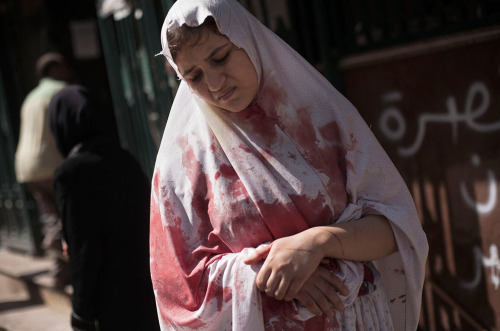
[0,273,71,331]
[0,249,71,314]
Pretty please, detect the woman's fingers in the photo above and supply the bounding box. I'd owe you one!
[274,276,293,300]
[306,284,335,316]
[293,266,347,315]
[243,243,272,265]
[314,272,345,312]
[252,232,325,299]
[255,267,272,292]
[283,278,304,301]
[264,272,280,297]
[258,267,293,299]
[318,267,349,296]
[319,258,330,265]
[294,279,337,317]
[294,290,322,316]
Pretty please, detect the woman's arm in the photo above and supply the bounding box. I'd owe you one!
[311,214,397,261]
[245,215,397,302]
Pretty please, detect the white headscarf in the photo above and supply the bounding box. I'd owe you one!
[152,0,428,330]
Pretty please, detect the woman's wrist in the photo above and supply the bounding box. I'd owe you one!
[307,226,346,260]
[306,227,338,260]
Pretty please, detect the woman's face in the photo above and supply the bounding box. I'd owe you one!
[175,31,259,113]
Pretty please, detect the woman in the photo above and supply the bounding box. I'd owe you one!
[49,85,160,331]
[151,0,428,330]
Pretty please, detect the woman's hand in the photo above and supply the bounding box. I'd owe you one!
[294,266,348,316]
[244,229,327,301]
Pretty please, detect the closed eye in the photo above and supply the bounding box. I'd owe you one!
[213,51,230,65]
[189,71,202,82]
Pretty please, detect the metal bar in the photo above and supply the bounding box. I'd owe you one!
[160,0,176,14]
[258,0,269,27]
[137,0,174,143]
[296,1,315,63]
[0,65,40,255]
[429,280,488,331]
[312,0,333,82]
[116,17,152,175]
[96,16,132,152]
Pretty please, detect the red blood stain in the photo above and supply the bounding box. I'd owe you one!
[223,287,232,303]
[295,107,319,145]
[219,163,237,177]
[216,163,248,201]
[394,267,405,275]
[153,170,160,193]
[278,108,349,214]
[228,179,247,201]
[319,120,341,143]
[238,144,252,153]
[319,121,353,174]
[289,193,332,228]
[150,186,202,326]
[261,294,339,330]
[254,199,309,238]
[258,81,287,117]
[348,133,358,150]
[178,138,216,242]
[178,137,202,194]
[234,103,278,143]
[204,272,226,312]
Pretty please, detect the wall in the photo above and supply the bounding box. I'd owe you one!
[341,26,500,330]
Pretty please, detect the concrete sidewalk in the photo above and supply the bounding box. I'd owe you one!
[0,249,72,331]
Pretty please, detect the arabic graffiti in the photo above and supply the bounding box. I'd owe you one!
[379,81,500,157]
[459,246,484,290]
[458,244,500,291]
[483,244,500,290]
[459,154,498,215]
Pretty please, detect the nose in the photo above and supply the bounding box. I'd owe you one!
[205,69,226,92]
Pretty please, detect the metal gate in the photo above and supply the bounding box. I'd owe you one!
[0,66,41,255]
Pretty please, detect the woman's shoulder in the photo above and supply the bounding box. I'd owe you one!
[54,151,103,181]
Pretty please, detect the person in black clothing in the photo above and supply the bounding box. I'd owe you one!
[49,85,160,331]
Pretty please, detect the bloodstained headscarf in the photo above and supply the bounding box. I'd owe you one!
[152,0,428,330]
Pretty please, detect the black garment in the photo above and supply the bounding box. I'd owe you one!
[50,86,160,330]
[49,84,119,158]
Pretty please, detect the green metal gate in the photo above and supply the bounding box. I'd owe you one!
[0,66,41,255]
[97,0,176,178]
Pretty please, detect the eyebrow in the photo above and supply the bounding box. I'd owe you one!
[182,42,230,76]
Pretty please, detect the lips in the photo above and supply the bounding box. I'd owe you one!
[217,87,236,101]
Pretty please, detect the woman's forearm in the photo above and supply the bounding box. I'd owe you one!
[244,214,398,302]
[311,215,398,262]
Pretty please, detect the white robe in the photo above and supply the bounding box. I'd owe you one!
[151,1,428,330]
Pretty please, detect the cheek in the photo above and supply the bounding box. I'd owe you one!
[245,65,259,95]
[234,60,257,90]
[243,59,258,92]
[189,83,211,100]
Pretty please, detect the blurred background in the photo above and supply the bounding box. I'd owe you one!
[0,0,499,330]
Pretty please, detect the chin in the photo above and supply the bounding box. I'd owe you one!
[220,100,251,113]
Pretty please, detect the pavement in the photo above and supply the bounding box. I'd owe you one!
[0,248,72,331]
